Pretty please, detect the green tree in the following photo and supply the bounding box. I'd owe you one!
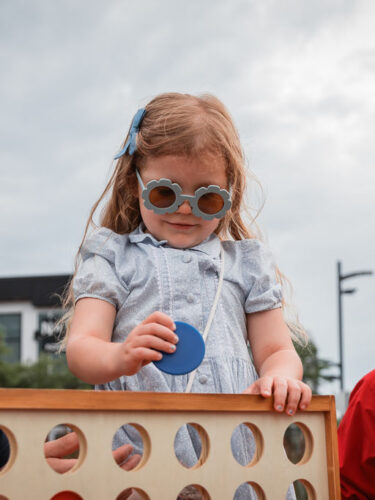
[0,333,91,389]
[0,329,9,358]
[295,338,337,394]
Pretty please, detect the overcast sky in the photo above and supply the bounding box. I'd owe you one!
[1,0,374,394]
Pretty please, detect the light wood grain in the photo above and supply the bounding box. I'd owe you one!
[0,390,340,499]
[0,388,332,412]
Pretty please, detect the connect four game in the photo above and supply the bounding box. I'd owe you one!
[0,389,340,499]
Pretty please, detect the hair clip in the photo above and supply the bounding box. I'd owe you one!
[114,108,146,159]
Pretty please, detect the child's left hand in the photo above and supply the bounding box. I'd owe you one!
[243,375,312,416]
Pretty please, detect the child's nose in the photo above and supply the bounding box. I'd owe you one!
[176,200,192,214]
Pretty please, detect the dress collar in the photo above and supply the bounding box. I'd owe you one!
[129,223,167,247]
[129,224,222,258]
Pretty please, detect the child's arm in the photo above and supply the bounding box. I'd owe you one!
[66,298,178,384]
[244,307,312,415]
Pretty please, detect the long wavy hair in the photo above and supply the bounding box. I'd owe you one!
[59,92,306,347]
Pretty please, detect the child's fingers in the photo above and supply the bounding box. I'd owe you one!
[257,376,273,397]
[120,453,142,471]
[44,432,79,458]
[133,334,176,354]
[136,323,178,344]
[141,311,176,330]
[242,382,259,394]
[299,383,312,410]
[243,376,273,396]
[113,443,134,465]
[46,457,77,473]
[132,347,163,363]
[285,381,303,416]
[273,377,288,412]
[245,377,312,415]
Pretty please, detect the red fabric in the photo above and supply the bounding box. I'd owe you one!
[338,370,375,499]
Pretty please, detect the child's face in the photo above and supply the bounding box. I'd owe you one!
[138,155,228,248]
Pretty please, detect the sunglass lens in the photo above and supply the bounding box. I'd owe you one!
[149,186,176,209]
[197,192,225,215]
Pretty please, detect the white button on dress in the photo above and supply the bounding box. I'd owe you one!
[182,253,192,263]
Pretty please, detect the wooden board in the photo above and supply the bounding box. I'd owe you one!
[0,390,340,499]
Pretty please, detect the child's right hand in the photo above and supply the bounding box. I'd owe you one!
[117,311,178,376]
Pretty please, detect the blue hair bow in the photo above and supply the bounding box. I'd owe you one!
[114,108,146,159]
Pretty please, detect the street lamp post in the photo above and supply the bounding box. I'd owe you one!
[337,261,373,392]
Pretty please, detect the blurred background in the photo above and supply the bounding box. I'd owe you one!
[0,0,374,402]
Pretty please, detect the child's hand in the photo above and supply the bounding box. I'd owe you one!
[243,376,312,416]
[44,432,141,473]
[118,311,178,376]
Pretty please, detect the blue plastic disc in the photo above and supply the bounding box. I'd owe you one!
[153,321,205,375]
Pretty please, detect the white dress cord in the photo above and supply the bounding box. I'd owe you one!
[185,245,225,393]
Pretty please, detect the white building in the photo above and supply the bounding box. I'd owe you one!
[0,275,70,363]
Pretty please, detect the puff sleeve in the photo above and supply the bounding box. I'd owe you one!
[73,228,129,310]
[242,239,282,314]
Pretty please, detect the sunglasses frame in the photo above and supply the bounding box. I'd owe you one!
[136,169,231,220]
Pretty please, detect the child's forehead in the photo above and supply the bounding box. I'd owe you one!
[141,154,227,182]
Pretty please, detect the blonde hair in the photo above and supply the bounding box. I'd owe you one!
[59,92,306,347]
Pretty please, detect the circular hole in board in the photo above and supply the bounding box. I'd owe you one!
[283,422,313,465]
[112,423,150,471]
[176,484,211,500]
[44,423,86,474]
[116,488,150,500]
[233,482,265,500]
[50,492,83,500]
[0,425,17,473]
[174,423,210,469]
[231,422,263,467]
[287,479,316,500]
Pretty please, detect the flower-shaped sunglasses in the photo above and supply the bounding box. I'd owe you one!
[136,169,232,220]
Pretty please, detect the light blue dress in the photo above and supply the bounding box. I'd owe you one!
[73,224,295,499]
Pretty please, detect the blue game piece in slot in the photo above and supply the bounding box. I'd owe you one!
[153,321,205,375]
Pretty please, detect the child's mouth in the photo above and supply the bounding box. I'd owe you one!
[166,222,196,230]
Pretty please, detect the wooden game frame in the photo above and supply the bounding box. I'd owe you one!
[0,389,340,499]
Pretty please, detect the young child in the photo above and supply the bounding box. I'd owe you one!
[63,92,311,499]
